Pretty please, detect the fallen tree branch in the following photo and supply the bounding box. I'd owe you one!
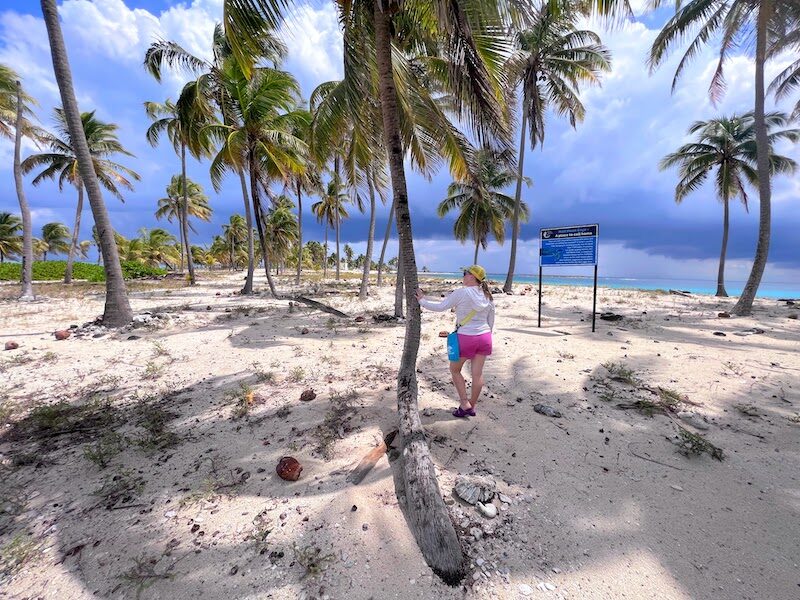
[284,295,349,318]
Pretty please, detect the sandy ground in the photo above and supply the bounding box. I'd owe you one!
[0,271,799,600]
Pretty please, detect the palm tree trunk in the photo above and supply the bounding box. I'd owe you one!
[323,225,328,278]
[473,240,479,264]
[394,246,404,317]
[13,80,34,300]
[334,156,342,280]
[374,2,464,583]
[239,169,255,294]
[249,150,277,297]
[376,197,395,287]
[504,109,527,293]
[296,180,303,286]
[732,0,773,315]
[42,1,132,325]
[178,221,185,272]
[181,143,197,285]
[64,185,83,284]
[716,196,730,297]
[359,171,377,300]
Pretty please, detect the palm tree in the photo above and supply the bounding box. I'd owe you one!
[263,201,298,272]
[438,148,529,263]
[39,2,132,325]
[2,68,40,299]
[146,25,290,295]
[0,212,22,263]
[769,4,800,120]
[660,112,798,296]
[226,0,523,577]
[144,97,212,286]
[207,61,307,297]
[282,108,320,285]
[221,214,248,269]
[311,181,348,279]
[40,222,71,261]
[134,228,180,269]
[155,174,212,270]
[502,6,611,292]
[649,0,793,314]
[22,108,139,283]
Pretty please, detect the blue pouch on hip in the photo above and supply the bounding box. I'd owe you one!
[446,310,476,361]
[447,332,460,361]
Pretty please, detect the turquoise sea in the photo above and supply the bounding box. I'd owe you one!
[421,272,800,299]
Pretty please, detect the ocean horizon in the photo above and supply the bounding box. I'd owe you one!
[421,272,800,299]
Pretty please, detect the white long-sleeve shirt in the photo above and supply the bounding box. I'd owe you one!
[418,286,495,335]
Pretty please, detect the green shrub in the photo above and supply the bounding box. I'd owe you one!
[0,261,166,282]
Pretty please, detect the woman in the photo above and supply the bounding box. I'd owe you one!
[416,264,495,418]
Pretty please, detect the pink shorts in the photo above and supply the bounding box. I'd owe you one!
[457,332,492,359]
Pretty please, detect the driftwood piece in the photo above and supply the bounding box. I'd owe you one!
[669,289,692,297]
[285,295,348,318]
[347,430,398,485]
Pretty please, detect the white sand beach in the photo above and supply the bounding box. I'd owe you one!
[1,273,799,600]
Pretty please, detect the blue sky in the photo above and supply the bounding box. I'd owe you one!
[1,0,799,285]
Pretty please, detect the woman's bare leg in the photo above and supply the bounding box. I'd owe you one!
[449,358,470,409]
[469,354,487,409]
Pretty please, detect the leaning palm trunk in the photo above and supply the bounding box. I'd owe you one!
[359,174,377,300]
[239,169,255,294]
[733,0,773,315]
[64,185,83,284]
[248,152,277,297]
[504,109,528,293]
[716,197,729,297]
[394,247,404,317]
[376,197,395,286]
[41,0,132,326]
[13,81,34,300]
[374,2,464,583]
[181,144,197,285]
[296,180,303,286]
[473,240,479,264]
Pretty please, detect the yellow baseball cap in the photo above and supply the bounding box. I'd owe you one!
[461,265,486,282]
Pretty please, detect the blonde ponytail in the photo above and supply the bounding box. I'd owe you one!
[480,280,493,302]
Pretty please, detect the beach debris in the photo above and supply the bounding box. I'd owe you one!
[54,330,71,340]
[677,411,709,430]
[301,328,310,335]
[438,331,449,338]
[534,404,562,418]
[712,331,726,337]
[453,475,496,505]
[669,289,692,297]
[476,502,497,519]
[789,314,798,320]
[4,341,19,350]
[717,312,731,318]
[599,312,623,321]
[537,582,557,591]
[354,316,365,322]
[670,484,684,492]
[778,298,797,304]
[300,389,317,402]
[733,328,765,336]
[372,313,402,323]
[346,430,397,485]
[674,426,724,461]
[276,457,303,481]
[733,404,760,417]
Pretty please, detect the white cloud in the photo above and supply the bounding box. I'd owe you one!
[280,4,343,84]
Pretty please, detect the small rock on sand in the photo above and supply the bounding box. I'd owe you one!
[4,341,19,350]
[534,404,562,418]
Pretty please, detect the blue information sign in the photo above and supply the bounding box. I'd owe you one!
[539,224,598,267]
